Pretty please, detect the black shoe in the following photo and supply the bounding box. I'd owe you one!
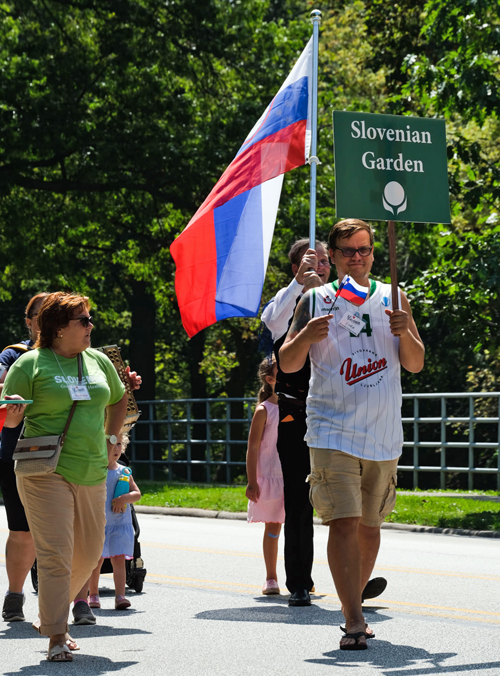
[288,589,311,607]
[2,592,25,622]
[362,577,387,603]
[72,600,96,625]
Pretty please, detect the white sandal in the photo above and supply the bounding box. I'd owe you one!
[47,644,73,662]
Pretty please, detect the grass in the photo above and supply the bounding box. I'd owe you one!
[386,494,500,531]
[138,482,248,513]
[138,482,500,531]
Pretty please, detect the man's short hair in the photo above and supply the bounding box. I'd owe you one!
[328,219,374,250]
[288,238,329,267]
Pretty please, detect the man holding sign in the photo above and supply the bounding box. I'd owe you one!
[280,218,424,650]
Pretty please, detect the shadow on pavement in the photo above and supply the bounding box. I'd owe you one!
[195,599,391,628]
[1,623,151,641]
[306,642,500,674]
[3,656,139,676]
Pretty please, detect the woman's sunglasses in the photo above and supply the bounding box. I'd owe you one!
[69,316,93,328]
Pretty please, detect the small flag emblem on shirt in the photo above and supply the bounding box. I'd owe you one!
[336,275,369,306]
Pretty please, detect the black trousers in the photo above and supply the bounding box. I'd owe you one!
[277,397,314,593]
[0,459,30,532]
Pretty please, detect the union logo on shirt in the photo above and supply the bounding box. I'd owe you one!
[340,353,388,386]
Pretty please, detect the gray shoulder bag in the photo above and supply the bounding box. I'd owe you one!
[13,353,82,477]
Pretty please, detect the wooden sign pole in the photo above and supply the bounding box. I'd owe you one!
[388,220,399,311]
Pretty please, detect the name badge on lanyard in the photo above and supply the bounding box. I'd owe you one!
[68,384,91,401]
[338,311,366,336]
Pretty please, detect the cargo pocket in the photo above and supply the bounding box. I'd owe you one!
[307,469,332,520]
[379,472,397,519]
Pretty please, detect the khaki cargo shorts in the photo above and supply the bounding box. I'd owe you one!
[308,448,399,528]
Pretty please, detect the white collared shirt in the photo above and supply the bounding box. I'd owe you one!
[261,277,303,342]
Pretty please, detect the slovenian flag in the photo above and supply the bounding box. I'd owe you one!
[337,275,369,306]
[170,39,313,338]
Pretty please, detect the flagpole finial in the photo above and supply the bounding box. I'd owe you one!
[310,9,322,23]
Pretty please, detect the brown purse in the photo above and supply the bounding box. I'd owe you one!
[13,353,82,477]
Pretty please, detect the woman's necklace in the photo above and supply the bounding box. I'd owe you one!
[50,349,90,400]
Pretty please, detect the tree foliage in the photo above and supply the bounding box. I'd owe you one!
[1,0,499,402]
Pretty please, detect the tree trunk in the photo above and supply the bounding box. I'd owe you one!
[129,281,156,401]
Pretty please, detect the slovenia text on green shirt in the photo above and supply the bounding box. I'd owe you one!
[3,347,126,485]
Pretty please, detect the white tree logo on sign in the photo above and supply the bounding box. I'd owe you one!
[383,181,407,215]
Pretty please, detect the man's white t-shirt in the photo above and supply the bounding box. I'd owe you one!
[305,280,403,461]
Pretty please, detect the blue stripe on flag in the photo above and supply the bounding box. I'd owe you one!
[214,190,250,287]
[214,185,264,320]
[237,77,308,156]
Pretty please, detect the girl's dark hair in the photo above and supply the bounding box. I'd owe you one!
[257,355,276,403]
[25,292,49,319]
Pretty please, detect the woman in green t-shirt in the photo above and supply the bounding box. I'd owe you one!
[3,292,127,663]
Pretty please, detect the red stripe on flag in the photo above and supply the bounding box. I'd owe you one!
[188,120,307,228]
[339,288,366,306]
[171,210,218,338]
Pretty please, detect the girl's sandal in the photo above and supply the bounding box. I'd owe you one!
[66,634,80,651]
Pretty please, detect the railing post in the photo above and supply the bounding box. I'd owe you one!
[413,397,419,489]
[440,397,446,489]
[468,396,474,490]
[149,402,154,481]
[225,400,231,485]
[167,401,173,482]
[186,401,192,482]
[205,400,211,484]
[498,396,500,492]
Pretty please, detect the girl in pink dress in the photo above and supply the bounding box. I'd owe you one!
[246,356,285,595]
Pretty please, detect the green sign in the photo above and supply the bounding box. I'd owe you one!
[333,111,451,224]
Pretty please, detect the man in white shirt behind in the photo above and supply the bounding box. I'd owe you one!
[261,239,330,606]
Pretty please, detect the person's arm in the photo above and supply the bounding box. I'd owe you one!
[2,361,33,425]
[279,293,333,373]
[125,366,142,390]
[261,249,324,340]
[261,279,303,341]
[0,364,6,396]
[105,394,128,458]
[112,475,141,513]
[385,292,425,373]
[2,395,28,428]
[0,349,16,395]
[245,405,267,503]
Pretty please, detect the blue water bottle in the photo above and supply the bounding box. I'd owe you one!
[113,467,133,511]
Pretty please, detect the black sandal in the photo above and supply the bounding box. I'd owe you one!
[339,631,368,651]
[341,623,375,639]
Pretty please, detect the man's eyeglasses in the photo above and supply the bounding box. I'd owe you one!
[69,316,93,328]
[334,246,373,258]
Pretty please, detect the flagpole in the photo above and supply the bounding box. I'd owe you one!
[308,9,322,249]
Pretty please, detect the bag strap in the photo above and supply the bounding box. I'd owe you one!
[60,353,83,443]
[3,343,33,353]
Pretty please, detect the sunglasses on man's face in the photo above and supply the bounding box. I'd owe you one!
[69,316,93,328]
[334,246,373,258]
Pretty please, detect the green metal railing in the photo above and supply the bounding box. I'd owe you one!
[129,392,500,490]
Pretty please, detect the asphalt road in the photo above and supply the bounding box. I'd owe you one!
[1,507,500,675]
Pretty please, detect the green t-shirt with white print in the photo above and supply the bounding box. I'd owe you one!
[3,347,125,485]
